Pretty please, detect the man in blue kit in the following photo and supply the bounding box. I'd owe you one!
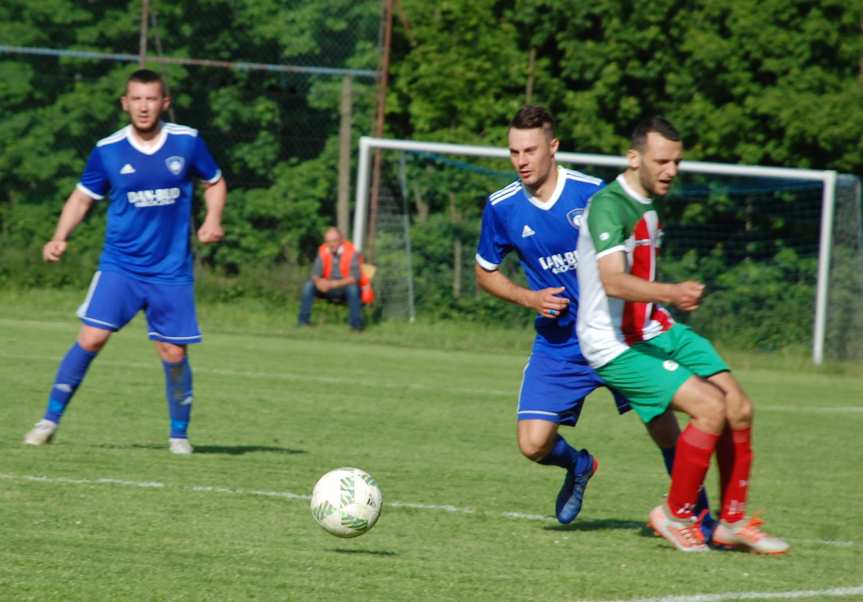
[475,106,713,530]
[23,69,227,455]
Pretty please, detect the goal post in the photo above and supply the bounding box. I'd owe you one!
[354,136,850,365]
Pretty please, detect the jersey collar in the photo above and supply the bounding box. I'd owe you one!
[617,174,653,205]
[125,122,168,155]
[525,165,566,211]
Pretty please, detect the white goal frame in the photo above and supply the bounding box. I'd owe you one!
[354,136,839,365]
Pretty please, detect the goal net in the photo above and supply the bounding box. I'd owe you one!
[354,138,861,364]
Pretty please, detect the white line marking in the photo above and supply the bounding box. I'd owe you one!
[6,348,863,413]
[578,585,863,602]
[388,501,471,513]
[0,472,856,550]
[1,473,164,488]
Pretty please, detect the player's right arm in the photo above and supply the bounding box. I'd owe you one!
[43,187,95,262]
[474,196,568,319]
[587,195,702,311]
[475,265,568,319]
[597,251,703,311]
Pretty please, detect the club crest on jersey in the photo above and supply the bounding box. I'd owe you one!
[165,156,185,175]
[566,208,584,229]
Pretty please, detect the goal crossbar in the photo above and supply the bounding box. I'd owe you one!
[354,136,838,365]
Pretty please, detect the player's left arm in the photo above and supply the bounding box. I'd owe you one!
[197,177,226,244]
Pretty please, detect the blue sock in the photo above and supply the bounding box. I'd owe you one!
[661,446,712,519]
[660,446,676,474]
[163,357,193,439]
[538,435,592,473]
[44,342,98,423]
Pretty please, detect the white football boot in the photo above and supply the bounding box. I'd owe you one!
[23,419,58,446]
[169,437,194,455]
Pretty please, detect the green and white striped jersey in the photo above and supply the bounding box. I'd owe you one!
[576,174,675,369]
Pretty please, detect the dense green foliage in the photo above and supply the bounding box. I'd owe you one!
[1,0,861,351]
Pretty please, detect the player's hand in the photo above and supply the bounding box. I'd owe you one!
[197,221,224,244]
[531,286,569,319]
[316,280,332,293]
[42,240,67,263]
[671,280,704,311]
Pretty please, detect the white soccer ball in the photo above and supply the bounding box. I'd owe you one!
[310,467,382,538]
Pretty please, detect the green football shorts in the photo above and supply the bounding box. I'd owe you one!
[596,324,730,423]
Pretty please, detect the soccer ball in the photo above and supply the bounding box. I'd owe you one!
[310,467,382,538]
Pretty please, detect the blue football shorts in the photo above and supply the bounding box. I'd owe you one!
[517,351,631,426]
[76,270,202,344]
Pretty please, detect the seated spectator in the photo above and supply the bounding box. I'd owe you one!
[298,227,373,330]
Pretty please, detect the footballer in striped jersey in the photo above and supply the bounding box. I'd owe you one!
[576,117,787,553]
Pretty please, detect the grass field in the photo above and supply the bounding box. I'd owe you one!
[1,288,861,602]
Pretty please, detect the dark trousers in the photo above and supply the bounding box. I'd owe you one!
[298,281,363,329]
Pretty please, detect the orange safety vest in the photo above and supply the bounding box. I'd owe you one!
[318,240,375,305]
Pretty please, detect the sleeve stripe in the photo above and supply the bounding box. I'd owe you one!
[76,183,104,200]
[489,180,521,201]
[596,245,626,260]
[475,254,499,271]
[205,169,222,184]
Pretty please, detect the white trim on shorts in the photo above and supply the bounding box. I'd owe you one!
[148,331,201,342]
[518,410,559,418]
[76,271,119,328]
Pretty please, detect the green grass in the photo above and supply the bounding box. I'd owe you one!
[1,288,862,601]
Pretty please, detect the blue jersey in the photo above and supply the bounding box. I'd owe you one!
[476,165,604,360]
[77,123,221,284]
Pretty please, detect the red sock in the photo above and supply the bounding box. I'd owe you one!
[667,423,719,518]
[717,427,753,523]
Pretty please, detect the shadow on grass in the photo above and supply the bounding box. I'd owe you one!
[193,445,306,456]
[330,548,398,557]
[97,443,306,455]
[544,518,647,532]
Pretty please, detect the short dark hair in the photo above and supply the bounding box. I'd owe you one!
[510,105,556,138]
[631,116,681,151]
[126,69,166,95]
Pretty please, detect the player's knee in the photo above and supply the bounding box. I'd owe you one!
[696,387,726,433]
[725,389,754,428]
[78,331,109,353]
[518,438,552,462]
[157,343,186,363]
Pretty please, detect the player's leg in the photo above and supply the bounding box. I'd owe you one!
[144,281,201,455]
[598,342,724,552]
[297,280,317,326]
[154,341,193,455]
[665,377,725,514]
[517,353,597,524]
[706,372,752,522]
[25,271,139,445]
[517,419,596,524]
[644,410,716,539]
[642,376,725,552]
[707,371,788,554]
[660,324,788,553]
